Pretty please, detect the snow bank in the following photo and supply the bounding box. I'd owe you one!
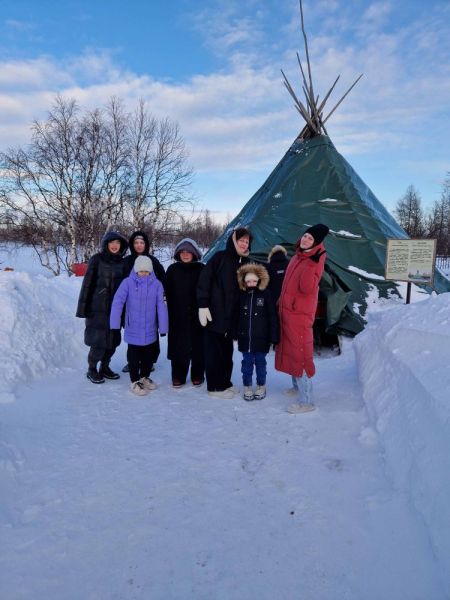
[354,292,450,594]
[0,271,84,403]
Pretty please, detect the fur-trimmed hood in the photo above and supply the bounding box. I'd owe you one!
[237,263,269,291]
[268,244,287,262]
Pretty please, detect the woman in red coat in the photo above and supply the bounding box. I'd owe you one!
[275,224,329,413]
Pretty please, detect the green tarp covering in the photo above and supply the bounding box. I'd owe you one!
[205,135,450,336]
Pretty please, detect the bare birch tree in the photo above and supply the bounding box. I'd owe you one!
[0,95,194,273]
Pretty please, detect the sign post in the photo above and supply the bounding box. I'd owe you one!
[385,239,436,304]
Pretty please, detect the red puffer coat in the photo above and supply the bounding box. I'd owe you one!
[275,243,326,378]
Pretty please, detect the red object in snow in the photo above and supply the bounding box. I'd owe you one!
[3,267,14,271]
[71,262,88,276]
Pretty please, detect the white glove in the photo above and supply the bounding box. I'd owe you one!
[199,307,212,327]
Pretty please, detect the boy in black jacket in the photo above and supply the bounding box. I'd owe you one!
[235,263,279,401]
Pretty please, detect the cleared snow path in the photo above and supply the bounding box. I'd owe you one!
[1,342,444,599]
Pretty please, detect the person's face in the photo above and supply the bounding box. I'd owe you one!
[300,233,315,250]
[236,235,250,252]
[245,275,258,288]
[108,240,121,254]
[180,250,193,263]
[133,238,146,254]
[137,270,150,277]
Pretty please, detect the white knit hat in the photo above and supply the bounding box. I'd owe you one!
[134,255,153,273]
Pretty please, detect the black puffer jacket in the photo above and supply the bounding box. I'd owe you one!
[123,230,166,289]
[267,245,290,304]
[197,231,251,335]
[234,263,279,353]
[76,231,128,348]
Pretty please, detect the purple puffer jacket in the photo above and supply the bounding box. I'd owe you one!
[110,270,168,346]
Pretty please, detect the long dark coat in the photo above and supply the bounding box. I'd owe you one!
[76,231,128,349]
[123,230,166,289]
[275,242,326,378]
[166,261,204,363]
[197,233,251,335]
[235,263,279,353]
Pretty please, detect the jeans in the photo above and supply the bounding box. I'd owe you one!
[293,375,314,404]
[241,351,267,386]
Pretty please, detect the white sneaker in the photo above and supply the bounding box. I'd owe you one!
[130,381,148,396]
[243,386,254,401]
[140,377,157,390]
[254,385,266,400]
[287,402,315,414]
[283,387,298,396]
[208,390,234,399]
[226,385,239,395]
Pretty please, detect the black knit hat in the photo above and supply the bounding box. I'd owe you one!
[303,224,329,245]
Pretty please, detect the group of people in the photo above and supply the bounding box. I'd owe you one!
[76,222,329,413]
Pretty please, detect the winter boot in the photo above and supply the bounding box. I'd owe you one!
[226,385,240,395]
[243,386,254,401]
[254,385,266,400]
[100,364,120,380]
[140,377,157,390]
[86,367,105,384]
[208,389,234,399]
[122,363,130,373]
[288,377,315,413]
[130,381,147,396]
[283,376,299,396]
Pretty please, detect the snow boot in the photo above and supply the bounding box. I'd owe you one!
[140,377,157,390]
[208,389,234,399]
[122,363,130,373]
[100,364,120,380]
[283,387,298,396]
[226,385,239,395]
[86,367,105,384]
[130,381,147,396]
[243,386,254,401]
[254,385,266,400]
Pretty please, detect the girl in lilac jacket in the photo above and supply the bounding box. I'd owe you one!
[110,255,168,395]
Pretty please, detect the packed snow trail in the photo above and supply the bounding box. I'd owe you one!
[1,341,444,599]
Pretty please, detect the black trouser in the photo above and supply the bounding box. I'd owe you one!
[88,347,116,369]
[204,329,234,392]
[127,341,159,383]
[171,356,205,385]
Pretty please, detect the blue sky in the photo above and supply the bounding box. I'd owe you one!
[1,0,449,222]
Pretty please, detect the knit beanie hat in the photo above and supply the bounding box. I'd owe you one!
[303,224,329,246]
[134,255,153,273]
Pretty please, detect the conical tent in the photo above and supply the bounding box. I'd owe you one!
[204,134,450,336]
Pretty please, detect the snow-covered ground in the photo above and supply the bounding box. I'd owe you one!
[1,251,450,599]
